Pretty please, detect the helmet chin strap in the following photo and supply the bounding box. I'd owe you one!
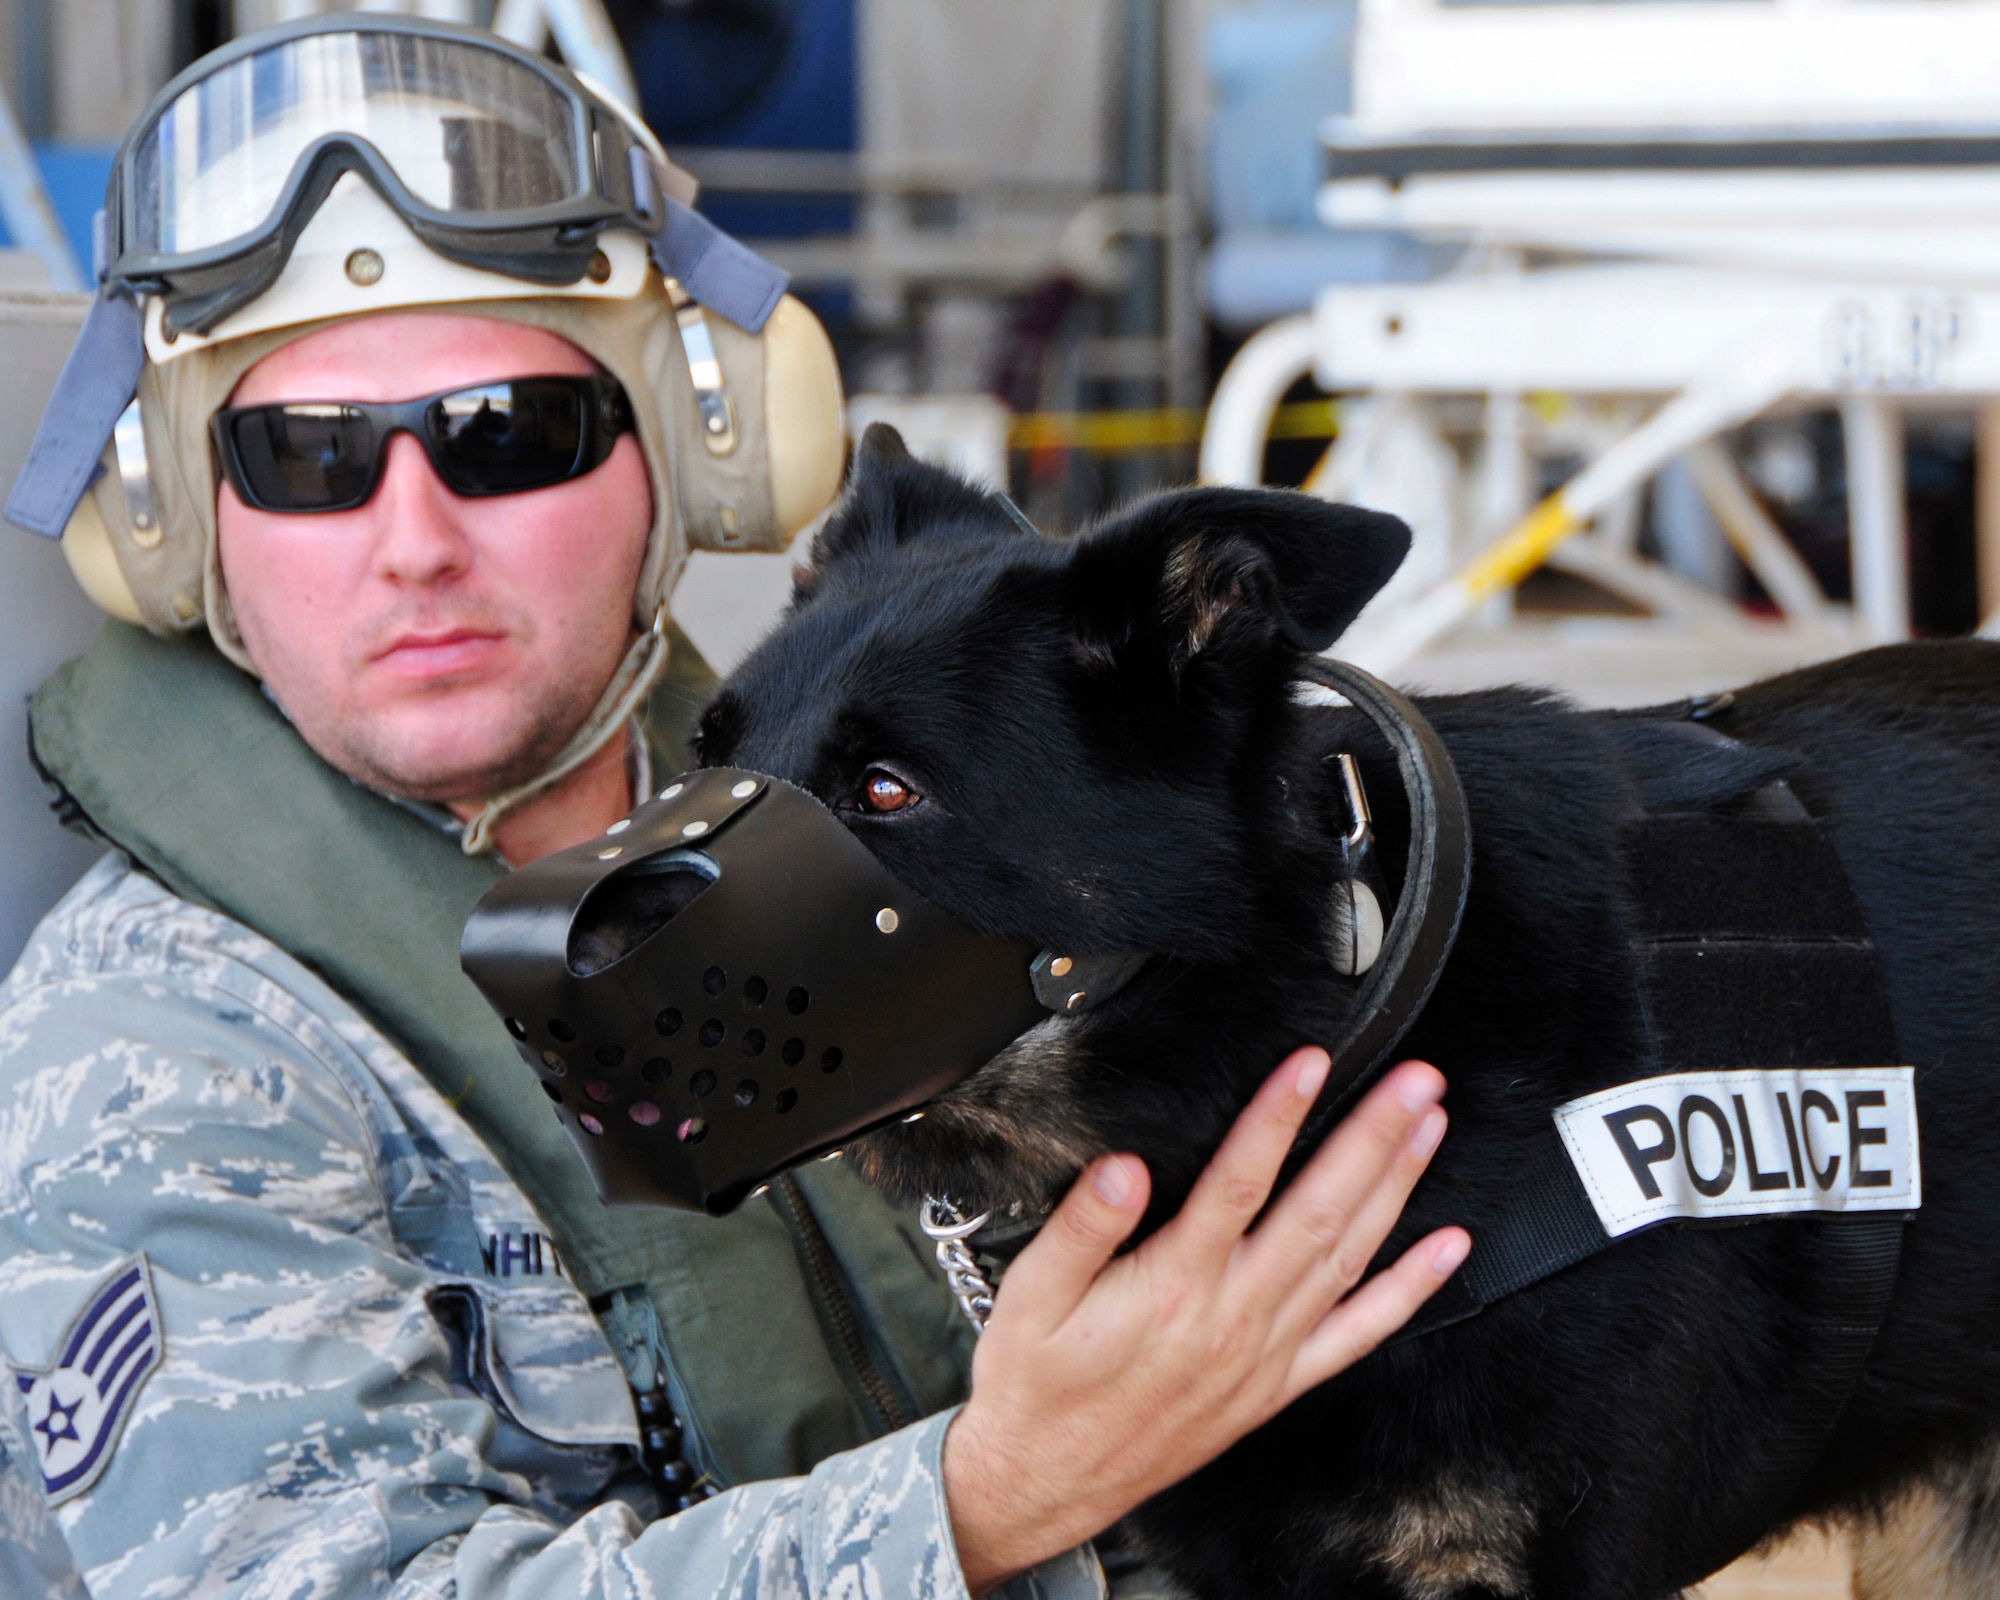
[458,603,671,859]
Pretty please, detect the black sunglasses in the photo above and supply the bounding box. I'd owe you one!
[211,373,636,514]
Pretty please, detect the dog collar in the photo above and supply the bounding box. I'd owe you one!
[918,659,1477,1334]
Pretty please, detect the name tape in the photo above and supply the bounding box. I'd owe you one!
[1554,1067,1919,1238]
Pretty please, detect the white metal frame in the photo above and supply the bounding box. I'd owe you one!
[1202,0,2000,686]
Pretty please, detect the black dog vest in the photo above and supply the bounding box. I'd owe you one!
[1380,709,1910,1589]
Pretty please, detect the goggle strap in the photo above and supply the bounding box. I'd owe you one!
[4,203,788,538]
[6,289,144,539]
[650,198,789,334]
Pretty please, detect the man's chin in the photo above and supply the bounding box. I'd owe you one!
[322,694,569,806]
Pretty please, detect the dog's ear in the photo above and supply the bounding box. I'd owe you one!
[804,423,1035,577]
[1065,488,1411,679]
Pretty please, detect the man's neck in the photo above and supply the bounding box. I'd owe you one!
[451,725,637,867]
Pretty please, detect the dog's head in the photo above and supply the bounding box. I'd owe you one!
[695,425,1411,1213]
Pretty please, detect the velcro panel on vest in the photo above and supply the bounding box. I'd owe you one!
[1392,798,1901,1340]
[1640,944,1895,1070]
[1624,815,1871,942]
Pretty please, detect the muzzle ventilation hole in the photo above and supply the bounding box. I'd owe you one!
[734,1080,759,1107]
[656,1007,682,1036]
[689,1068,717,1097]
[678,1117,708,1144]
[699,1018,726,1047]
[567,851,720,977]
[781,1038,804,1066]
[548,1019,576,1042]
[744,976,768,1004]
[820,1047,843,1073]
[775,1088,798,1113]
[742,1029,766,1057]
[642,1057,672,1084]
[786,986,810,1015]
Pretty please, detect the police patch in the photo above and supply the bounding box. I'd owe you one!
[14,1253,163,1504]
[1555,1067,1921,1238]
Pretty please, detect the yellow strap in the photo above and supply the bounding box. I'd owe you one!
[1458,494,1583,601]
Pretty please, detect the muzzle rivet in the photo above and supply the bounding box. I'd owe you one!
[597,847,623,860]
[1065,990,1087,1012]
[344,247,384,286]
[606,819,631,835]
[903,1111,925,1122]
[1050,956,1073,977]
[683,820,710,838]
[876,908,900,933]
[730,779,757,799]
[661,783,684,801]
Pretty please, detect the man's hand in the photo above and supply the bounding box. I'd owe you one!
[942,1050,1468,1594]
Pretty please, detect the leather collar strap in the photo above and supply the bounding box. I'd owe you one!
[1286,657,1474,1171]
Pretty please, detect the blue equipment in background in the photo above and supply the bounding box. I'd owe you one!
[617,0,855,242]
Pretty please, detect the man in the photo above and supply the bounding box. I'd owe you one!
[0,18,1466,1598]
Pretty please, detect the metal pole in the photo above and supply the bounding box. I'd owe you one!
[1686,439,1837,627]
[1341,328,1807,676]
[0,82,79,291]
[1111,0,1167,495]
[1975,402,2000,631]
[1839,394,1910,644]
[492,0,642,114]
[1198,312,1316,485]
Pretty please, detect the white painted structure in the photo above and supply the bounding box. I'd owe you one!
[1202,0,2000,700]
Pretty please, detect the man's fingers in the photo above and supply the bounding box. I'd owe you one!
[992,1154,1151,1334]
[1159,1048,1330,1268]
[1237,1061,1445,1303]
[1285,1227,1471,1398]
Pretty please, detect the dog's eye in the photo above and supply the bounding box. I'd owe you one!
[859,769,919,814]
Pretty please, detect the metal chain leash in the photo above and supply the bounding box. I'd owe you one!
[920,1196,997,1334]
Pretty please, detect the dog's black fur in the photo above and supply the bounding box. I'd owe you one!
[695,425,2000,1600]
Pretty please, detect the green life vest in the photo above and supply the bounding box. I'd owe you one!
[29,620,974,1486]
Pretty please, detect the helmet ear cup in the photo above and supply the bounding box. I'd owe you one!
[762,297,846,542]
[672,293,845,554]
[60,479,145,626]
[57,398,206,633]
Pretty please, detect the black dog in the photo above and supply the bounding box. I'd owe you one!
[694,424,2000,1600]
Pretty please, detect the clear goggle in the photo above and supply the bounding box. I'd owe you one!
[5,13,790,548]
[105,15,691,337]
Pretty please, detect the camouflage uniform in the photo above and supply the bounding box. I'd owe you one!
[0,855,1104,1600]
[0,1350,85,1599]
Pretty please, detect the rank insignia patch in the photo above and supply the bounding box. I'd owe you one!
[14,1254,163,1503]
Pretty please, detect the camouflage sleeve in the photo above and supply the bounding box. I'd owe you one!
[0,897,1103,1600]
[396,1409,1106,1600]
[0,1358,87,1600]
